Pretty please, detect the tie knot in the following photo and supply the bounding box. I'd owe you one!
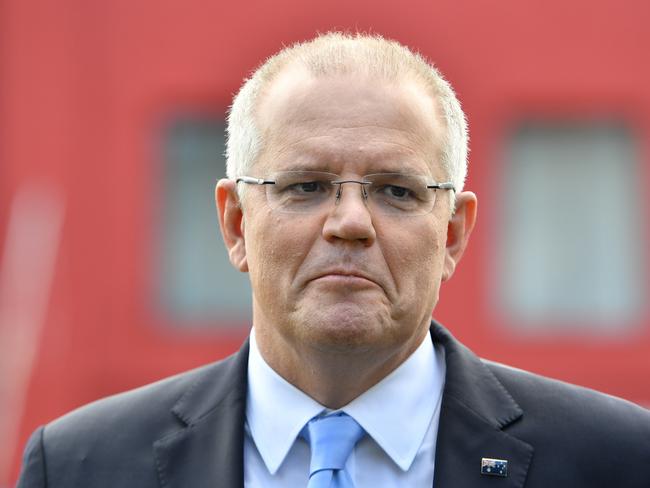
[303,413,366,475]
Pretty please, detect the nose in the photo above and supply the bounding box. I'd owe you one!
[322,182,376,246]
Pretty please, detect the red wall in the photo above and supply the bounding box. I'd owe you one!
[2,0,649,484]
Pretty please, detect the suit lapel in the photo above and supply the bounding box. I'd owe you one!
[150,324,534,488]
[431,322,533,488]
[153,341,250,488]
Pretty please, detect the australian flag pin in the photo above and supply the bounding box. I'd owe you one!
[481,457,508,477]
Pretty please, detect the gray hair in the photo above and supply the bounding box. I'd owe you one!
[226,32,469,205]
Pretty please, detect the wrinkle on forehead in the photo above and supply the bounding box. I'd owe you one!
[255,66,445,175]
[264,135,429,176]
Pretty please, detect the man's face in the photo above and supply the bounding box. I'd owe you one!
[218,67,476,371]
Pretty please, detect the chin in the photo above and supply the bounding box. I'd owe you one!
[300,303,390,352]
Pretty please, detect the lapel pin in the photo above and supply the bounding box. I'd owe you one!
[481,457,508,477]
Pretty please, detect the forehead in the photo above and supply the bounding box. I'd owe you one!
[255,67,445,176]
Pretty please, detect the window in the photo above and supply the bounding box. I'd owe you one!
[496,120,646,332]
[154,116,252,325]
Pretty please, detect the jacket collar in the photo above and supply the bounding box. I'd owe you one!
[152,323,533,488]
[431,320,533,487]
[153,340,249,488]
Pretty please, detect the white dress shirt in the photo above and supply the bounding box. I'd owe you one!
[244,328,446,487]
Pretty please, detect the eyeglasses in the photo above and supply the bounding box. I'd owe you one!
[235,171,455,216]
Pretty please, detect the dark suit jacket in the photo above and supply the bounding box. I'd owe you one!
[17,321,650,487]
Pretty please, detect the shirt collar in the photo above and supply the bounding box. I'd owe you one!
[342,333,444,471]
[246,328,444,474]
[246,330,324,474]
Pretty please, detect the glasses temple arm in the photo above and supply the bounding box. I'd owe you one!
[427,182,456,191]
[236,176,275,185]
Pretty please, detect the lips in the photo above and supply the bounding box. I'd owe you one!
[311,269,380,288]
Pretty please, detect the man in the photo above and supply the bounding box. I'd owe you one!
[17,33,650,488]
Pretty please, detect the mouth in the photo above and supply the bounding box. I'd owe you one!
[311,269,381,289]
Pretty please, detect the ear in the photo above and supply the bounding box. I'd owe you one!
[216,179,248,272]
[442,191,477,282]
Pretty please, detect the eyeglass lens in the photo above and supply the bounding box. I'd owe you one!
[265,171,439,215]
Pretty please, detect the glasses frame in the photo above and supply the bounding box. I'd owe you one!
[235,171,456,215]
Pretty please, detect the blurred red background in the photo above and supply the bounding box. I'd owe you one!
[1,0,649,485]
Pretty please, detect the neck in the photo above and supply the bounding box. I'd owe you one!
[254,325,427,409]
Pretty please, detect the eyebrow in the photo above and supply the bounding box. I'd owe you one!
[272,160,431,176]
[271,159,329,172]
[278,164,333,173]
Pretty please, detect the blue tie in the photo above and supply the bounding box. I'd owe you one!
[302,413,366,488]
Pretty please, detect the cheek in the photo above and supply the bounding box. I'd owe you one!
[412,242,444,288]
[389,224,447,292]
[244,213,314,291]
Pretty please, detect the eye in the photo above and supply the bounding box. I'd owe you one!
[283,179,329,195]
[270,171,338,203]
[378,184,416,200]
[294,181,322,193]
